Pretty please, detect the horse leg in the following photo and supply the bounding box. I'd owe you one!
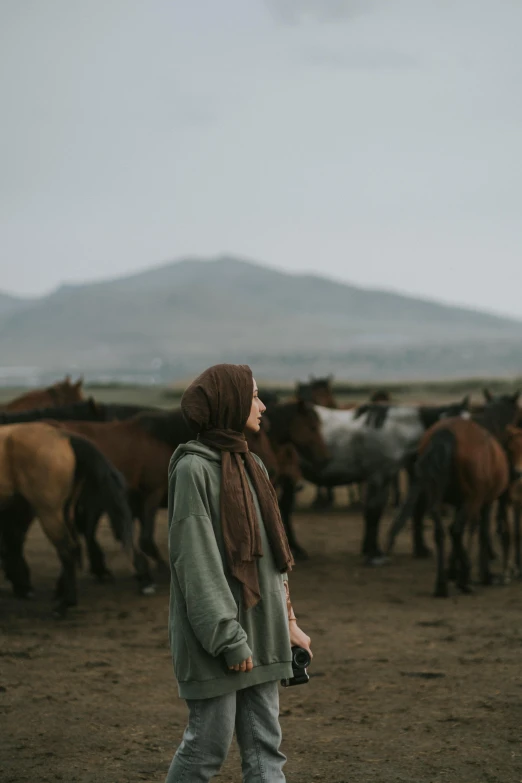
[137,490,168,573]
[121,494,156,595]
[131,542,156,595]
[0,502,34,598]
[312,485,332,510]
[391,472,401,509]
[433,510,448,598]
[514,504,522,578]
[450,507,472,594]
[362,477,389,565]
[412,491,431,558]
[76,502,113,583]
[479,505,495,586]
[278,478,307,560]
[496,493,511,584]
[39,510,79,617]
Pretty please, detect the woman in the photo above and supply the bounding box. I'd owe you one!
[165,364,312,782]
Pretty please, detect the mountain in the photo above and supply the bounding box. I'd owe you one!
[1,256,522,383]
[0,291,30,318]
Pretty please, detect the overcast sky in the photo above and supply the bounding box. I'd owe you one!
[2,0,521,317]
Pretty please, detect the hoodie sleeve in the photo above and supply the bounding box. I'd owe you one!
[168,456,252,665]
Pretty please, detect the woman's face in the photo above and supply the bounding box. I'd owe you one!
[244,378,266,433]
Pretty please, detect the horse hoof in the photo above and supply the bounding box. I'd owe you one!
[156,561,170,577]
[365,555,390,567]
[141,583,157,596]
[484,573,505,586]
[433,585,449,598]
[13,588,35,600]
[94,570,114,584]
[414,547,432,559]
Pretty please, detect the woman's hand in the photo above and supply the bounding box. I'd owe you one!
[228,656,253,673]
[289,621,313,659]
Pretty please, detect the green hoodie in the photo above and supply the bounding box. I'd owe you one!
[167,441,293,700]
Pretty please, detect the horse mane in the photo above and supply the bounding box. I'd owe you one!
[354,404,390,429]
[0,398,103,425]
[104,403,159,420]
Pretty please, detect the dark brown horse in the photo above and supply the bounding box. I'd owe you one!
[263,399,329,558]
[0,422,134,614]
[387,391,520,597]
[246,420,279,484]
[1,376,84,412]
[494,427,522,580]
[296,376,337,409]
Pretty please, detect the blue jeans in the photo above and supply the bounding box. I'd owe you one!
[165,681,286,782]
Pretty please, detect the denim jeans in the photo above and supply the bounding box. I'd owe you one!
[165,681,286,782]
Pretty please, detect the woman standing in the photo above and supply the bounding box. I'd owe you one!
[165,364,312,782]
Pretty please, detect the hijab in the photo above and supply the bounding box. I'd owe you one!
[181,363,294,609]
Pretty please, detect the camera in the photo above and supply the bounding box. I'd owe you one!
[281,646,311,687]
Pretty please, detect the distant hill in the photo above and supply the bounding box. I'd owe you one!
[1,256,522,383]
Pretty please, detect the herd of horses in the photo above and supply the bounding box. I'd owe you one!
[0,374,521,616]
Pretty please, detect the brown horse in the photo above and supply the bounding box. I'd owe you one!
[246,420,279,484]
[0,422,134,614]
[495,427,522,579]
[1,376,84,412]
[296,376,337,409]
[387,391,520,596]
[263,399,329,558]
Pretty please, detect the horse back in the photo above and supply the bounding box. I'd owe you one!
[48,418,171,491]
[0,422,76,507]
[421,417,509,503]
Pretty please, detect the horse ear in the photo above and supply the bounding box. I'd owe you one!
[75,375,84,388]
[461,394,471,410]
[483,388,493,402]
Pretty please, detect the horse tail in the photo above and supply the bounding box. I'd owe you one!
[67,435,133,554]
[386,429,456,552]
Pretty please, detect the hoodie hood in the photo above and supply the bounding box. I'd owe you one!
[170,439,222,472]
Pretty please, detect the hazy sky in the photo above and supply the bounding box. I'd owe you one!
[2,0,522,316]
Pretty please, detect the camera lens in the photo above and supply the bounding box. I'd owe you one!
[293,648,311,668]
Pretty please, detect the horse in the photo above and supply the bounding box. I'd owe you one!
[306,398,471,564]
[0,422,135,615]
[246,420,279,484]
[296,381,395,510]
[262,399,329,558]
[386,391,520,597]
[296,376,337,409]
[1,376,85,412]
[494,427,522,580]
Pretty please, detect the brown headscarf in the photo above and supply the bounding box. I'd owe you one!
[181,364,294,609]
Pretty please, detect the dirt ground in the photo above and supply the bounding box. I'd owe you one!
[2,487,522,783]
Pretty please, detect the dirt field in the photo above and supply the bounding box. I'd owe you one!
[2,487,522,783]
